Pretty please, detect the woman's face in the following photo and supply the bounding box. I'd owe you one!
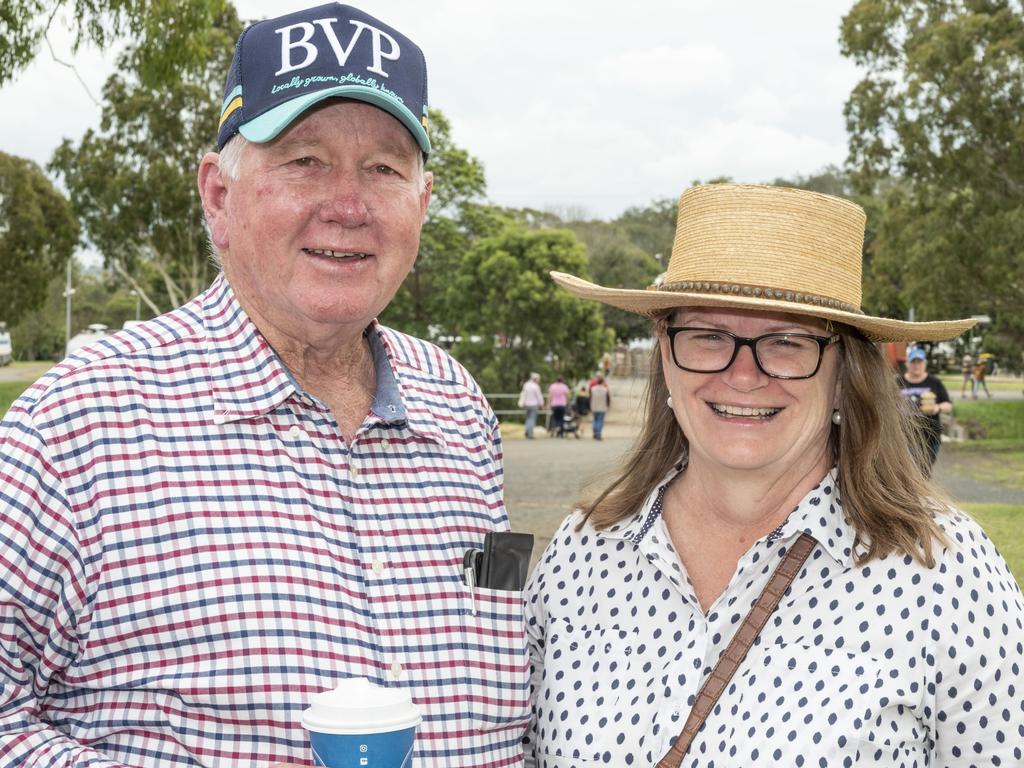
[659,306,842,481]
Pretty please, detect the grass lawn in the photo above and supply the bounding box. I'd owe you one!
[962,503,1024,589]
[0,362,54,416]
[952,399,1024,441]
[0,381,31,417]
[939,374,1023,393]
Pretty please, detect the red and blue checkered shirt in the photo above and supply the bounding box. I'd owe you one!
[0,276,529,767]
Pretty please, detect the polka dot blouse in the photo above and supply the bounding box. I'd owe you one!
[523,466,1024,767]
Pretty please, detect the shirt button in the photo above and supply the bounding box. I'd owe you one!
[390,660,403,679]
[350,465,359,477]
[288,425,303,440]
[372,559,384,574]
[380,438,390,446]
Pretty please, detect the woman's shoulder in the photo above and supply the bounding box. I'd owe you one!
[935,507,1020,586]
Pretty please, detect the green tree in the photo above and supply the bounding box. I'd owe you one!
[565,220,661,342]
[840,0,1024,356]
[0,152,79,325]
[49,4,242,314]
[1,0,229,88]
[614,197,677,264]
[380,109,506,338]
[444,226,612,394]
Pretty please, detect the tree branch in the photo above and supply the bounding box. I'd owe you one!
[43,18,101,108]
[109,259,162,316]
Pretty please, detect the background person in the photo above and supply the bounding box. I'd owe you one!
[959,351,974,397]
[0,6,528,766]
[546,376,570,437]
[574,381,591,436]
[524,184,1022,766]
[897,346,952,466]
[519,372,544,439]
[588,373,610,440]
[973,353,994,398]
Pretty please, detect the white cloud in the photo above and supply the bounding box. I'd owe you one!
[593,43,734,98]
[0,0,861,221]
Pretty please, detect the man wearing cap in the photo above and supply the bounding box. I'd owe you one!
[0,5,528,766]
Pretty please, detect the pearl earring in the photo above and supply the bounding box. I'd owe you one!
[831,409,842,425]
[667,395,674,409]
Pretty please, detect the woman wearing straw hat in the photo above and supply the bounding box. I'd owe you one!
[522,184,1024,767]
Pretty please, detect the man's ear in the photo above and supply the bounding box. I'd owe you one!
[198,152,230,251]
[419,171,433,222]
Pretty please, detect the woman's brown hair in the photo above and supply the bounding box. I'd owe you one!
[579,322,949,567]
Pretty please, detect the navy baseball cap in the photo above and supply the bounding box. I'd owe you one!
[908,347,927,361]
[217,3,430,155]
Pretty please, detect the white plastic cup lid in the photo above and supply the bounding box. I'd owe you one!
[301,678,422,735]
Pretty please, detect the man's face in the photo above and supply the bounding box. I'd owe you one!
[203,101,432,345]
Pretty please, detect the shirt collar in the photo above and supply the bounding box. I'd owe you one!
[365,326,407,425]
[205,276,297,424]
[765,468,856,567]
[204,275,417,434]
[599,463,856,568]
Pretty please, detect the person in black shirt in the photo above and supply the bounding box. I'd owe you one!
[898,347,952,466]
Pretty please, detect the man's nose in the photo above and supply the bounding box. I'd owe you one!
[318,173,371,226]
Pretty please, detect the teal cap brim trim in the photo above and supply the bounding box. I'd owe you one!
[238,87,431,156]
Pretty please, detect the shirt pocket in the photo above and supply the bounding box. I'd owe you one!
[699,644,887,765]
[460,585,532,733]
[533,621,636,764]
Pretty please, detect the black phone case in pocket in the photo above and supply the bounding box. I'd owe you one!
[477,531,534,591]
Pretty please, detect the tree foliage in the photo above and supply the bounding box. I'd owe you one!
[0,151,79,325]
[0,0,230,88]
[564,220,661,342]
[49,3,242,314]
[379,109,506,337]
[840,0,1024,359]
[613,197,678,263]
[444,227,613,394]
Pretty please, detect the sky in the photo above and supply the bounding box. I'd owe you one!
[1,0,860,223]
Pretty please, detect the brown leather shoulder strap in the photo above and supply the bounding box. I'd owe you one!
[655,532,816,768]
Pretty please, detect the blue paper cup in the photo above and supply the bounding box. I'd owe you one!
[308,725,416,767]
[302,678,422,768]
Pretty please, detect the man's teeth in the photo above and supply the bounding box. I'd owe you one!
[306,249,368,259]
[711,403,781,418]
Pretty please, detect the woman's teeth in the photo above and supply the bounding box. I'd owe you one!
[710,403,781,418]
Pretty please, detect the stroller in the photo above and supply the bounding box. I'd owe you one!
[558,404,581,438]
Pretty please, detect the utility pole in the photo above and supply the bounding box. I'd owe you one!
[63,258,75,356]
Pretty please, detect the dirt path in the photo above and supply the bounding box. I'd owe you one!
[503,375,1024,567]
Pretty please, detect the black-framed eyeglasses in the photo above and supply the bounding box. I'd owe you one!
[665,326,841,380]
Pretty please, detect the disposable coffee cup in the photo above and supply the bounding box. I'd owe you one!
[301,678,422,767]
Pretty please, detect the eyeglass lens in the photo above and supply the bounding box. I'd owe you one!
[671,328,827,378]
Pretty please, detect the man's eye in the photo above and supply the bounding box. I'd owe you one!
[293,157,315,167]
[374,164,397,175]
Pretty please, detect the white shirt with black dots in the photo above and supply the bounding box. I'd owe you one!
[523,466,1024,767]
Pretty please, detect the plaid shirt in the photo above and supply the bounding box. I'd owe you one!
[0,275,529,767]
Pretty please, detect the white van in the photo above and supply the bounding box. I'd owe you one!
[0,328,11,366]
[66,323,109,355]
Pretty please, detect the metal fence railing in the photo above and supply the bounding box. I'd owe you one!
[485,394,549,418]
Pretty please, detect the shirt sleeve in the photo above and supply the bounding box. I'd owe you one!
[931,376,951,404]
[0,412,128,768]
[929,512,1024,766]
